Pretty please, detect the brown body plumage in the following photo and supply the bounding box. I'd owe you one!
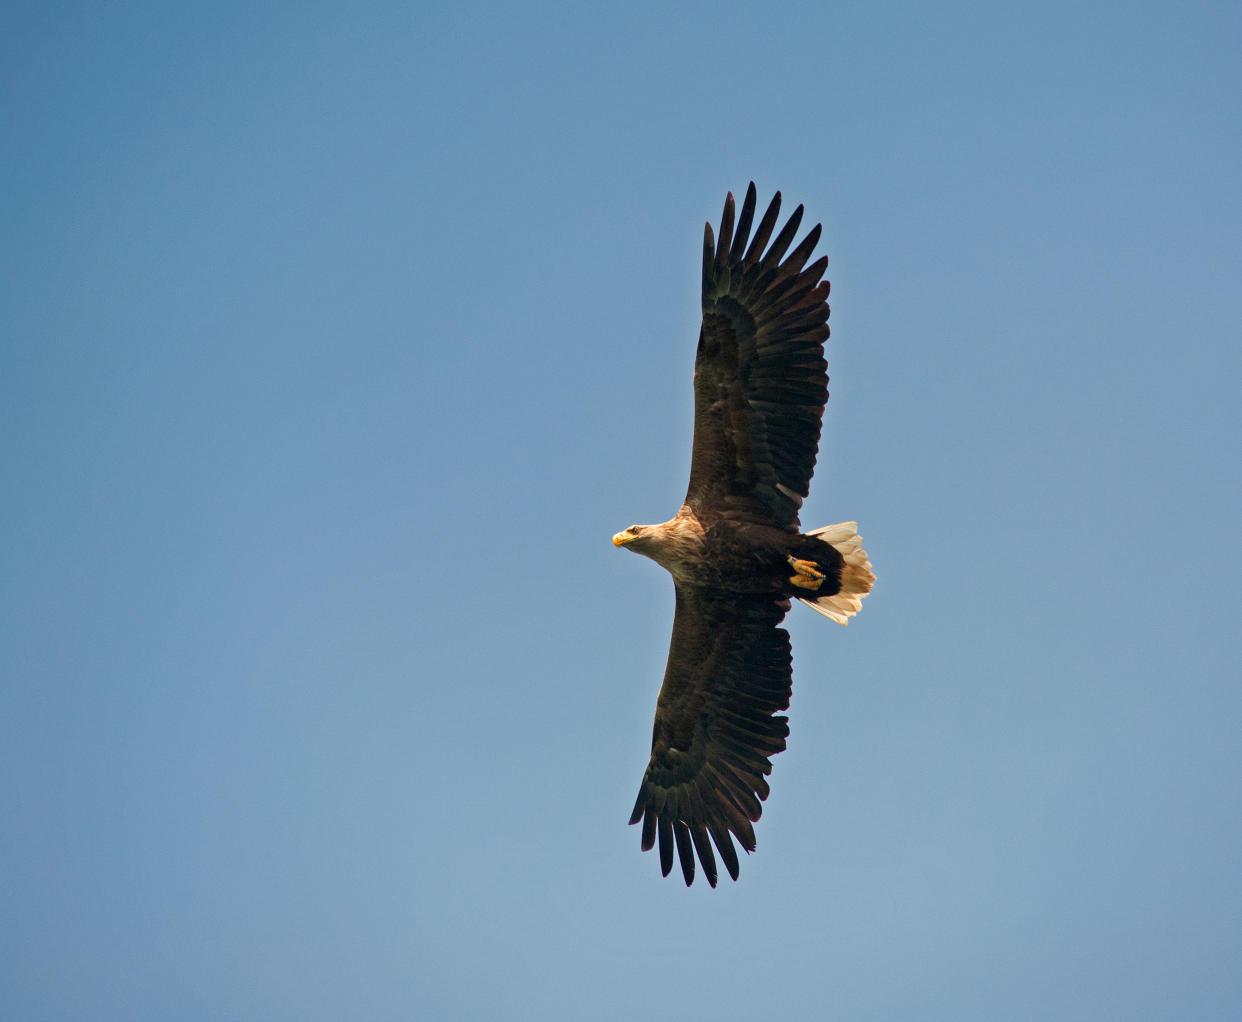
[613,184,874,887]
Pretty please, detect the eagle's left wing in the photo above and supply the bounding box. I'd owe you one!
[684,183,831,530]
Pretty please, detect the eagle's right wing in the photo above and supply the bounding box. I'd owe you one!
[628,586,793,887]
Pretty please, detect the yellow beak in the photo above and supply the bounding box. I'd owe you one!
[612,531,631,547]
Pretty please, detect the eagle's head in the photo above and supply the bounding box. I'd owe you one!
[612,525,650,551]
[612,511,705,579]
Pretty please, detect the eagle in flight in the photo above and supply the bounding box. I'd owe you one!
[613,183,874,887]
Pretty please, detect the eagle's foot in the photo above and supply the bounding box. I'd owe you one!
[787,556,825,590]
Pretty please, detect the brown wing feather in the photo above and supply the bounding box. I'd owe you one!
[629,589,793,886]
[685,183,831,529]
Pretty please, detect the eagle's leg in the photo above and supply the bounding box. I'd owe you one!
[787,556,825,590]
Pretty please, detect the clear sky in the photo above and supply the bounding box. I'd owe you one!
[3,3,1239,1019]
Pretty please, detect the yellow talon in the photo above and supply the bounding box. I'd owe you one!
[787,556,825,590]
[787,557,823,579]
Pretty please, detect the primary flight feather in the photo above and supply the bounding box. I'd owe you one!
[613,184,874,887]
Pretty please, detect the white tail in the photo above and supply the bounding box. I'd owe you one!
[798,522,875,625]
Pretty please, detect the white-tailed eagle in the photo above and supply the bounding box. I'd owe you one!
[613,184,874,886]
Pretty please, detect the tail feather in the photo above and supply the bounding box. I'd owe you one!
[800,522,874,625]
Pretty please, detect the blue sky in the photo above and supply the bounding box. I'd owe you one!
[3,3,1239,1019]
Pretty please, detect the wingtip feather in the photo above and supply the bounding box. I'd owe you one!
[715,191,736,270]
[657,814,674,877]
[728,182,758,265]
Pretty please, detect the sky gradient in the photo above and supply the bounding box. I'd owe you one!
[3,3,1240,1019]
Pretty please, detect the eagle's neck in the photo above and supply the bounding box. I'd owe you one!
[644,505,706,581]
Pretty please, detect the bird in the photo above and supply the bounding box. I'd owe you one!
[613,183,874,887]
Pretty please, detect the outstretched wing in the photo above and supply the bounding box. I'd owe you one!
[686,183,831,530]
[629,589,793,887]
